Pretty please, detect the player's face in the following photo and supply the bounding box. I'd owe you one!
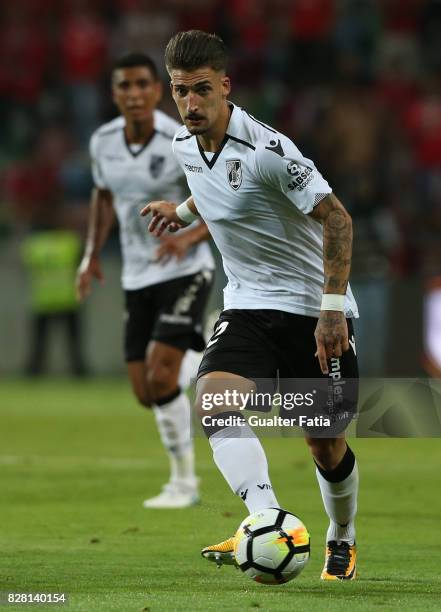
[169,67,231,135]
[112,66,162,122]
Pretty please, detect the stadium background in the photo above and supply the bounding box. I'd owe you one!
[1,0,440,378]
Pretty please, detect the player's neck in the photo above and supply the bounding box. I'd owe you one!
[197,102,231,152]
[124,117,155,144]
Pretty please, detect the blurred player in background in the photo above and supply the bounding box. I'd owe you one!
[76,53,214,509]
[143,31,359,579]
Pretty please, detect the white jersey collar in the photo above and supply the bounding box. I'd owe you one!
[195,103,256,170]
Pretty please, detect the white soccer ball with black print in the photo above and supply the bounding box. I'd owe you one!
[234,508,310,584]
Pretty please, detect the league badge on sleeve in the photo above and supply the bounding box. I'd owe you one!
[226,160,242,190]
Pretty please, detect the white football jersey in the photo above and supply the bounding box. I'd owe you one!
[173,103,358,318]
[90,111,214,290]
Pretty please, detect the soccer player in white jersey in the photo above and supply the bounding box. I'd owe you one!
[76,53,215,509]
[142,32,359,579]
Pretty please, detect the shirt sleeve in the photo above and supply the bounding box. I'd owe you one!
[89,132,108,189]
[254,135,332,214]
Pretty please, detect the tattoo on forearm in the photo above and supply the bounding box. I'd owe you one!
[323,208,352,293]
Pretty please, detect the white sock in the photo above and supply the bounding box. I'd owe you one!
[315,450,358,545]
[178,350,203,390]
[209,422,279,513]
[153,391,197,489]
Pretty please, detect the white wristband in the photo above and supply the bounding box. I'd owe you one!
[176,201,199,224]
[321,294,345,311]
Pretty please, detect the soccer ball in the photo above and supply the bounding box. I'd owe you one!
[234,508,310,585]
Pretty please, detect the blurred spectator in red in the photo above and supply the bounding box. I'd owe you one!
[287,0,336,85]
[291,0,335,38]
[176,0,219,33]
[373,0,422,120]
[3,127,71,228]
[223,0,270,87]
[3,160,58,228]
[58,0,110,145]
[60,0,108,82]
[111,0,177,80]
[0,2,50,104]
[403,75,441,275]
[404,76,441,170]
[0,2,50,155]
[375,47,419,117]
[380,0,422,34]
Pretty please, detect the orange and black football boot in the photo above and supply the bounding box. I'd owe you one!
[321,541,356,580]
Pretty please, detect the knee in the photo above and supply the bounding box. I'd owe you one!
[146,360,176,401]
[194,374,254,421]
[194,375,227,420]
[305,437,346,471]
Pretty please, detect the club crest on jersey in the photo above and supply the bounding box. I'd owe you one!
[226,160,242,190]
[149,155,165,178]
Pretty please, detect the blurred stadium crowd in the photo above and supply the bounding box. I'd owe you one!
[0,0,440,375]
[2,0,441,272]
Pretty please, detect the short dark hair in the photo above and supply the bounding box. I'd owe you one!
[112,53,158,80]
[165,30,228,73]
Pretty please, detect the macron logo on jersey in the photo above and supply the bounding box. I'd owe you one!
[185,163,203,173]
[265,139,285,157]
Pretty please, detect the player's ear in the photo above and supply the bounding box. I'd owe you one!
[221,76,231,99]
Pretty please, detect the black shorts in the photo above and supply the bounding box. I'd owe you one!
[198,309,359,434]
[124,270,213,362]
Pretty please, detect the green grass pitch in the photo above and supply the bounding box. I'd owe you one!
[1,378,440,611]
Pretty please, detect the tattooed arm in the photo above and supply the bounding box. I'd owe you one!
[309,194,353,374]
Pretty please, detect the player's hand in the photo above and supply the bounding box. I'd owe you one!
[155,233,192,264]
[314,311,349,375]
[141,200,187,237]
[76,255,104,301]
